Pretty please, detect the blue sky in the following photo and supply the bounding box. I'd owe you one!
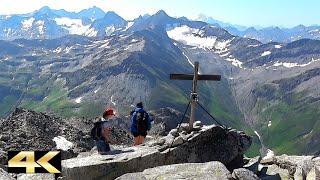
[0,0,319,28]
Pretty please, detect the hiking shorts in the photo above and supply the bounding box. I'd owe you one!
[132,131,147,137]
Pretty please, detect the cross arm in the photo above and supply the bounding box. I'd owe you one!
[170,74,221,81]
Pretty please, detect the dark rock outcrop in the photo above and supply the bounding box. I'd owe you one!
[0,108,133,166]
[0,108,95,154]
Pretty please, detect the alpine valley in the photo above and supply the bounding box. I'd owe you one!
[1,6,320,157]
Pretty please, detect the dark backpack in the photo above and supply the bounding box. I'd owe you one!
[136,112,148,133]
[91,121,102,140]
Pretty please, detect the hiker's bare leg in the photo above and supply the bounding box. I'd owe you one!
[139,136,145,144]
[134,137,140,145]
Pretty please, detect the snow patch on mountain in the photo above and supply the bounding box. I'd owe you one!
[125,21,134,31]
[268,120,272,127]
[248,44,260,47]
[64,46,72,53]
[131,39,139,43]
[53,47,62,53]
[105,25,115,35]
[100,41,110,48]
[274,45,282,49]
[111,95,116,106]
[182,51,194,67]
[35,20,45,36]
[261,51,271,56]
[167,25,230,50]
[94,88,100,94]
[273,58,320,68]
[75,97,82,104]
[254,130,261,139]
[21,17,35,30]
[84,27,98,37]
[55,17,90,35]
[225,57,243,68]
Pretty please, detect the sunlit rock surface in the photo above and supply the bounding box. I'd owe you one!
[60,124,251,180]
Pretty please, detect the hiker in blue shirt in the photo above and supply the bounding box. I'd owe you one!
[130,102,152,145]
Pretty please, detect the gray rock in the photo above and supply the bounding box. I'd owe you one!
[0,150,7,165]
[155,138,166,146]
[163,134,174,146]
[179,133,188,142]
[172,136,184,147]
[116,172,146,180]
[0,168,14,180]
[169,128,179,137]
[17,174,55,180]
[261,157,275,165]
[265,164,290,179]
[0,135,10,142]
[244,156,261,174]
[306,166,317,180]
[117,161,232,180]
[61,125,251,180]
[186,131,195,139]
[232,168,259,180]
[274,155,314,179]
[179,123,190,132]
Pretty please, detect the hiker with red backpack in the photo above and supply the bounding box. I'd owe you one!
[130,102,152,145]
[91,107,117,154]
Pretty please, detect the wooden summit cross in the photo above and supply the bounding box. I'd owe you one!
[170,61,221,130]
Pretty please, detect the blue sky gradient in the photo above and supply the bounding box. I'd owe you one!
[0,0,319,27]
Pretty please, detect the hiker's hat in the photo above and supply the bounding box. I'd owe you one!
[136,102,143,108]
[103,107,115,117]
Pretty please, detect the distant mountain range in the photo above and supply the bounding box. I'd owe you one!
[1,6,320,156]
[196,14,320,43]
[1,6,320,43]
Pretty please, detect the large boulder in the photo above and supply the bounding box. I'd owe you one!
[259,155,320,180]
[60,124,251,180]
[232,168,259,180]
[116,161,232,180]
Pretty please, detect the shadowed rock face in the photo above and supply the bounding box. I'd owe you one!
[60,125,251,180]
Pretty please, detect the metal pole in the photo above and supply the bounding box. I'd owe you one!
[189,62,199,130]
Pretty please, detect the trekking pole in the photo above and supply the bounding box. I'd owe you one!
[196,101,224,127]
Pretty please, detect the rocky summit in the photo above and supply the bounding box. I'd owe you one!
[60,123,251,180]
[0,108,319,179]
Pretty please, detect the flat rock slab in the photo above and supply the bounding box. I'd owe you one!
[61,125,251,180]
[116,161,232,180]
